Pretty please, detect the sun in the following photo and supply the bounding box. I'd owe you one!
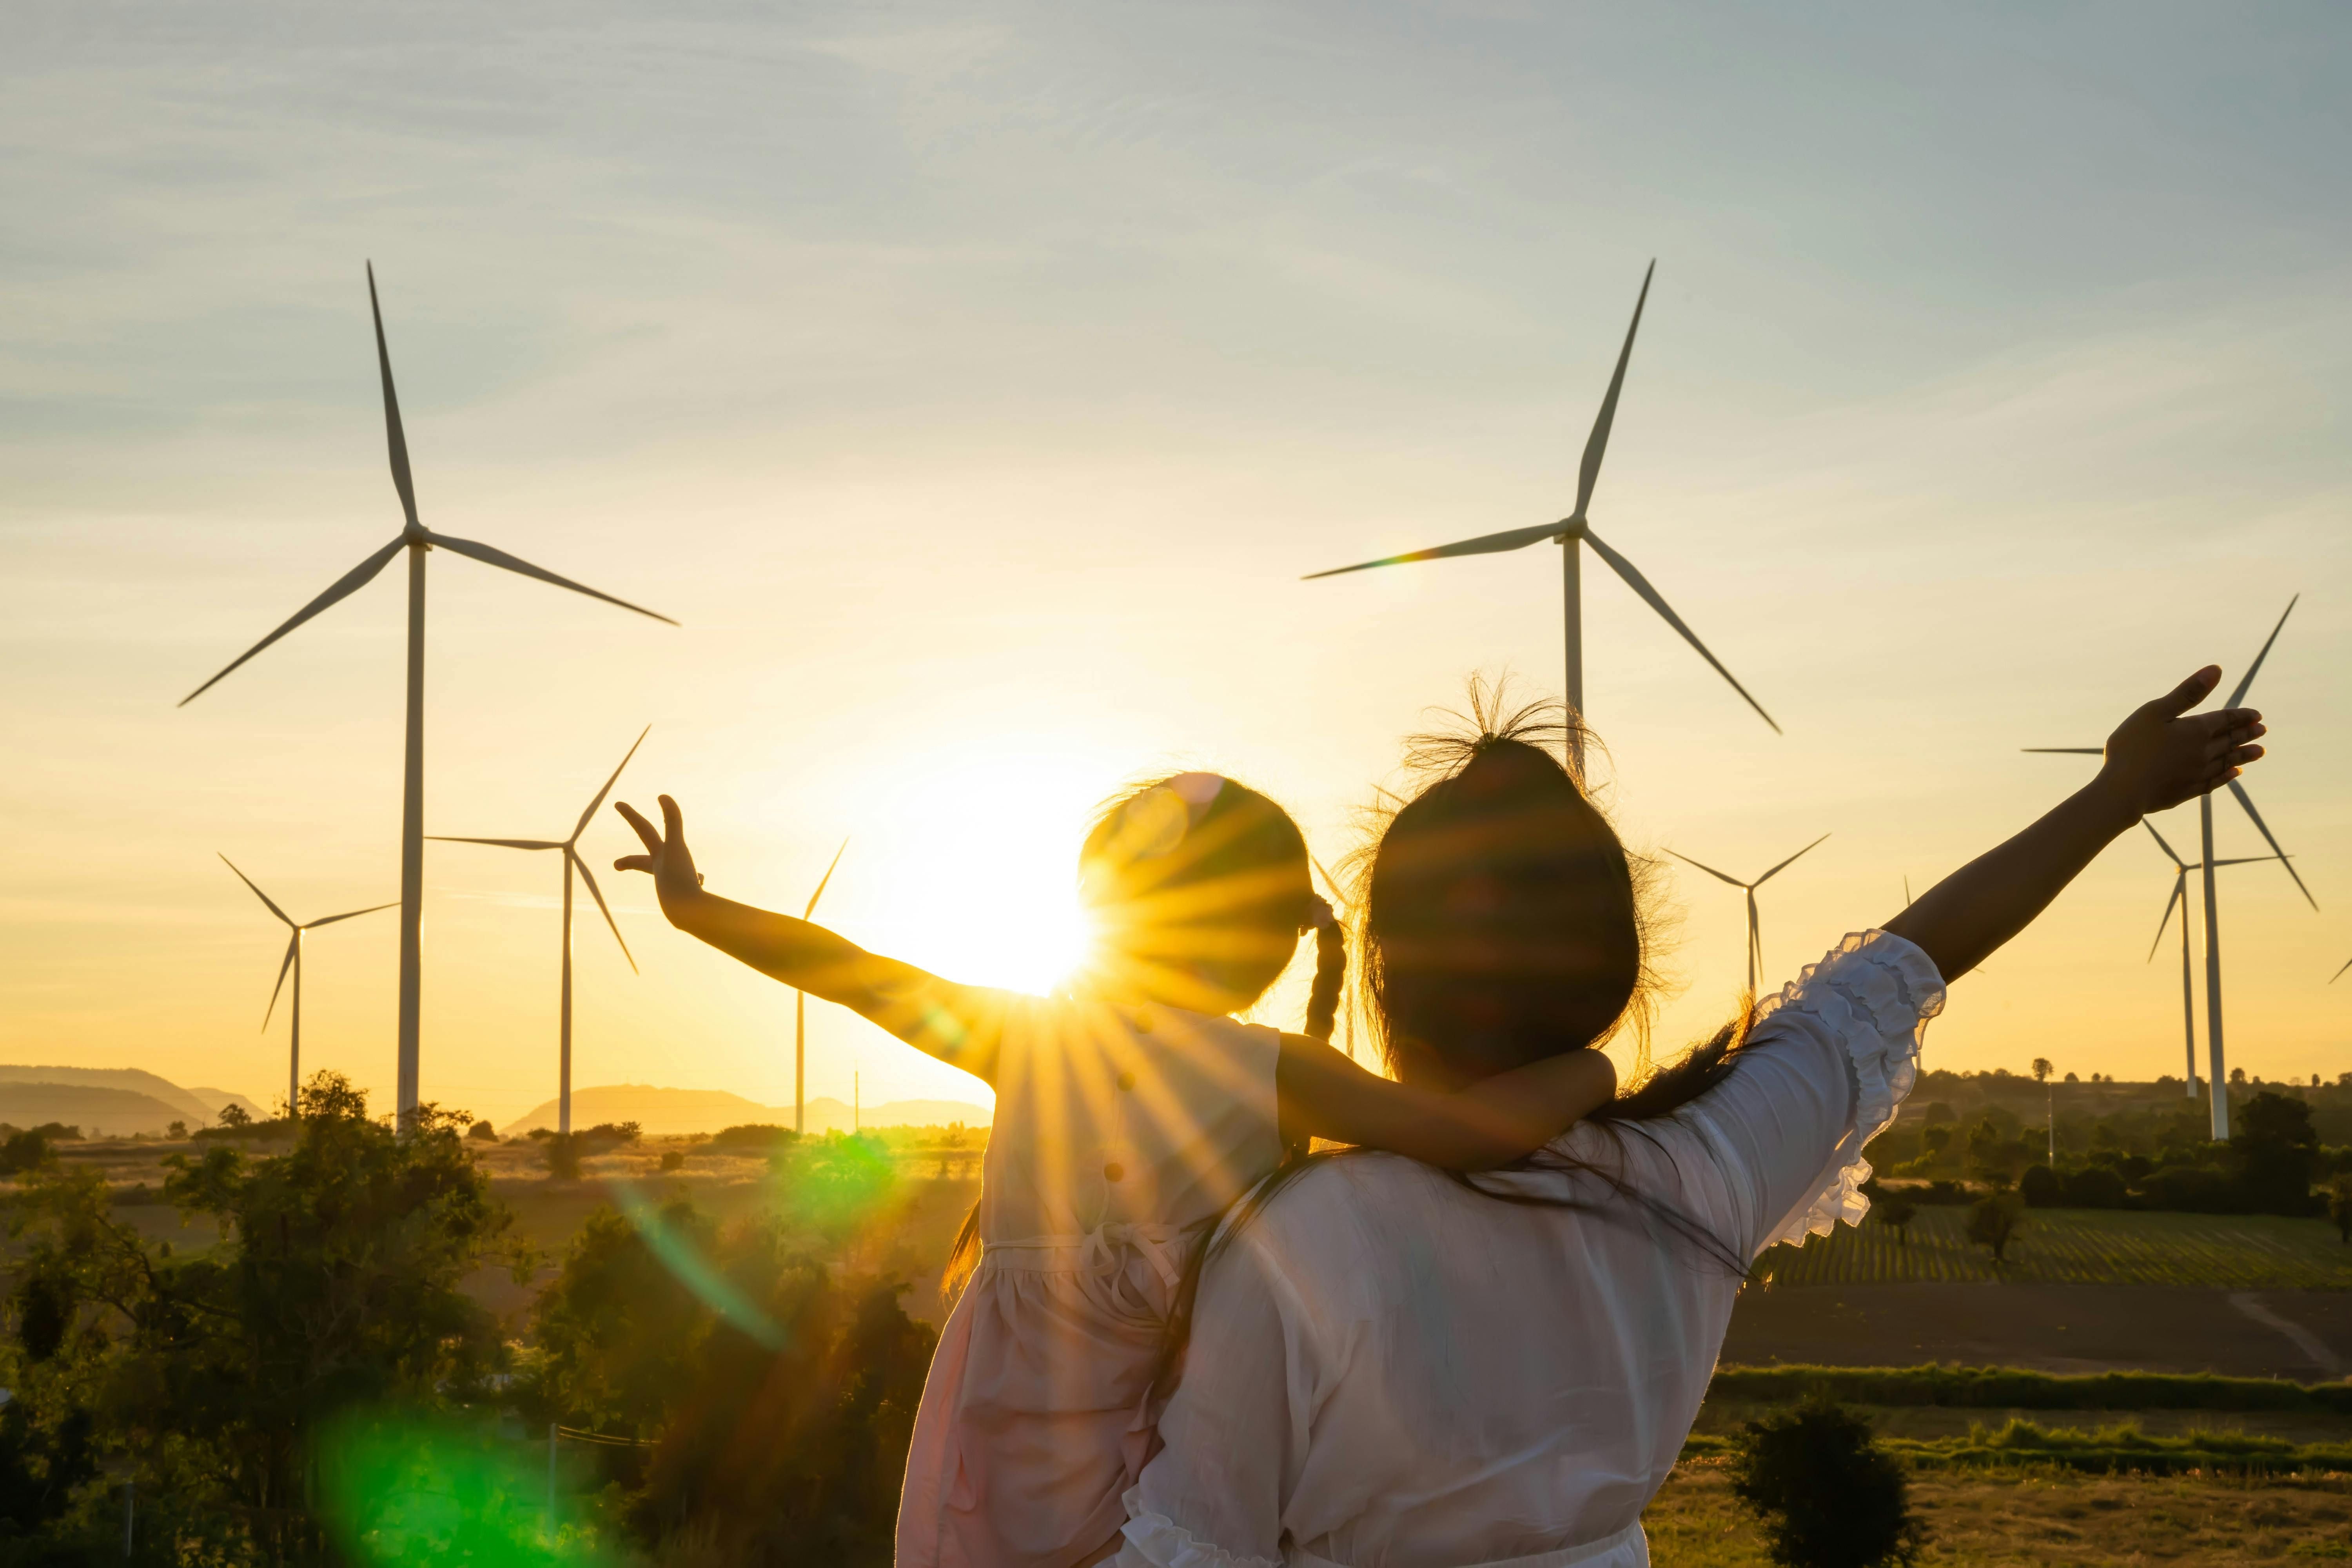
[842,741,1116,997]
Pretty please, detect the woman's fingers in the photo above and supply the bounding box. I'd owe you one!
[615,801,663,854]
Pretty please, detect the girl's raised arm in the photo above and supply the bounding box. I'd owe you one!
[613,796,1007,1084]
[1884,666,2265,982]
[1275,1033,1617,1170]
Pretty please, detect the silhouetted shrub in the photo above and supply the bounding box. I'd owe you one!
[2062,1166,2129,1209]
[2018,1165,2062,1208]
[1730,1397,1924,1568]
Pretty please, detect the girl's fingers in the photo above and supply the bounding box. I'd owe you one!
[615,800,662,852]
[615,855,653,873]
[660,794,685,840]
[2155,666,2222,718]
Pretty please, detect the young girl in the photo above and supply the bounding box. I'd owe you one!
[612,771,1619,1568]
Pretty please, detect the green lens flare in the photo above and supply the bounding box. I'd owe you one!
[318,1414,608,1568]
[608,1178,787,1349]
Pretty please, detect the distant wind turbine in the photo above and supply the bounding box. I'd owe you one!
[1304,262,1777,770]
[2023,597,2314,1138]
[795,840,849,1137]
[2142,820,2286,1098]
[430,728,648,1137]
[1665,835,1829,992]
[219,856,394,1119]
[179,266,676,1128]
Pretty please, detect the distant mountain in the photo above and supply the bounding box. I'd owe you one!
[0,1066,218,1127]
[498,1083,990,1138]
[0,1083,194,1137]
[187,1087,269,1122]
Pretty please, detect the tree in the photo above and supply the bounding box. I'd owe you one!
[0,1128,54,1176]
[7,1071,530,1561]
[1876,1194,1917,1247]
[1965,1191,2024,1265]
[467,1119,498,1142]
[168,1120,188,1140]
[1729,1397,1924,1568]
[217,1102,252,1129]
[1919,1124,1952,1161]
[2231,1090,2320,1216]
[2328,1175,2352,1244]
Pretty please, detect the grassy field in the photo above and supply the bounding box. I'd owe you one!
[1760,1205,2352,1289]
[1641,1460,2352,1565]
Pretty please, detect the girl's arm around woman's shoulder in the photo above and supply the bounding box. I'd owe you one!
[613,795,1008,1084]
[1274,1035,1617,1170]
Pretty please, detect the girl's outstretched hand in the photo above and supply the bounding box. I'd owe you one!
[614,795,706,918]
[2092,666,2266,822]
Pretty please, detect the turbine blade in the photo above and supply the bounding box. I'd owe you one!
[2150,875,2185,963]
[1574,259,1655,521]
[1663,848,1747,888]
[179,537,407,706]
[426,532,679,625]
[1301,519,1570,580]
[571,851,637,973]
[263,933,297,1031]
[219,854,296,927]
[1902,875,1912,908]
[2209,855,2290,868]
[803,837,849,920]
[306,900,399,928]
[2227,780,2318,909]
[1582,528,1780,733]
[367,262,419,530]
[2225,595,2298,708]
[1753,833,1831,886]
[2021,747,2102,755]
[426,837,563,850]
[575,725,652,840]
[2142,818,2188,867]
[2334,955,2351,984]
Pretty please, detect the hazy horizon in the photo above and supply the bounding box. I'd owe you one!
[7,4,2349,1127]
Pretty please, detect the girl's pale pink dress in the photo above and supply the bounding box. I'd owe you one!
[895,995,1284,1568]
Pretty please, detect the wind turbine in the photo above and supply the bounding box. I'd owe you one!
[2142,820,2286,1098]
[2023,597,2314,1137]
[1304,261,1778,771]
[430,728,649,1137]
[219,856,394,1119]
[1665,835,1829,993]
[793,840,849,1136]
[179,265,676,1128]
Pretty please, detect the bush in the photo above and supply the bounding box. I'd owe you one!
[544,1134,583,1182]
[2018,1165,2062,1208]
[2062,1165,2129,1209]
[468,1120,498,1142]
[0,1130,53,1176]
[659,1150,686,1172]
[708,1124,797,1155]
[1729,1397,1924,1568]
[1964,1193,2023,1264]
[2135,1163,2243,1214]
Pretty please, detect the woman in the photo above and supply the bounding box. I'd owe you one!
[1108,667,2264,1568]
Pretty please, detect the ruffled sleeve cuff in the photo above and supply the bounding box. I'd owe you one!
[1751,929,1946,1250]
[1111,1491,1282,1568]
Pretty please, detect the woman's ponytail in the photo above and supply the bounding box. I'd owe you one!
[1304,896,1345,1042]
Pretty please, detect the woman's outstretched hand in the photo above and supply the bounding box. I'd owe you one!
[2091,666,2266,823]
[614,795,706,920]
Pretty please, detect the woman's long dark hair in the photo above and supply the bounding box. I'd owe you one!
[1153,686,1753,1402]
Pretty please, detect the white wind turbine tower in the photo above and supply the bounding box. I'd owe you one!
[219,856,395,1118]
[179,265,676,1128]
[430,728,649,1138]
[1665,835,1829,993]
[1305,261,1778,771]
[2024,597,2314,1138]
[2141,819,2287,1097]
[793,840,849,1136]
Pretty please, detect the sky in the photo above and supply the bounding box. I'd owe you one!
[4,3,2349,1127]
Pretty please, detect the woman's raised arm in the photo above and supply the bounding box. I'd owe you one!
[1883,666,2265,981]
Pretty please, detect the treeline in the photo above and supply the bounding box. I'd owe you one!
[0,1074,934,1565]
[1867,1088,2336,1220]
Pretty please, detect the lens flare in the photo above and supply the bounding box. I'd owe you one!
[318,1412,609,1568]
[607,1178,787,1350]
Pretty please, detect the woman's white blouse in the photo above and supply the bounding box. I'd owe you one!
[1112,931,1946,1568]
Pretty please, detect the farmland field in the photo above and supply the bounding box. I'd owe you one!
[1760,1206,2352,1289]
